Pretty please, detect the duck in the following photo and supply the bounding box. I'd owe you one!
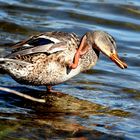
[0,31,127,91]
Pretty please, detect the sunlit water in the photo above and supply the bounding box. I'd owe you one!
[0,0,140,139]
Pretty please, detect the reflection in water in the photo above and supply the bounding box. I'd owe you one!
[0,87,130,140]
[0,113,126,140]
[0,0,140,139]
[0,86,131,140]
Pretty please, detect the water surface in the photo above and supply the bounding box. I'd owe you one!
[0,0,140,139]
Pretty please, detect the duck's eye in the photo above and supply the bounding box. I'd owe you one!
[109,36,116,47]
[110,38,114,44]
[106,33,116,45]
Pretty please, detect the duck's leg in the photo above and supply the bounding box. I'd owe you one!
[46,86,63,96]
[69,36,89,69]
[46,86,52,92]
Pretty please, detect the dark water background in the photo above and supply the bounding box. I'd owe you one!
[0,0,140,139]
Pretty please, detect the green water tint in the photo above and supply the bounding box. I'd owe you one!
[0,21,29,34]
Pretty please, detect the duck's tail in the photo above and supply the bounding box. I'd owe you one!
[0,58,31,74]
[0,58,31,65]
[0,58,8,74]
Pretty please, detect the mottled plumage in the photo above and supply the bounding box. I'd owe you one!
[0,31,127,90]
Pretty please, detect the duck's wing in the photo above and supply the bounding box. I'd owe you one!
[7,32,69,58]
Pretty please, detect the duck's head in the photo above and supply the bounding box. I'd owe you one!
[85,31,127,69]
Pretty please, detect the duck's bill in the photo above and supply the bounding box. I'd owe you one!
[110,54,127,69]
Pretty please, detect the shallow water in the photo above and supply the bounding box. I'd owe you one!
[0,0,140,139]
